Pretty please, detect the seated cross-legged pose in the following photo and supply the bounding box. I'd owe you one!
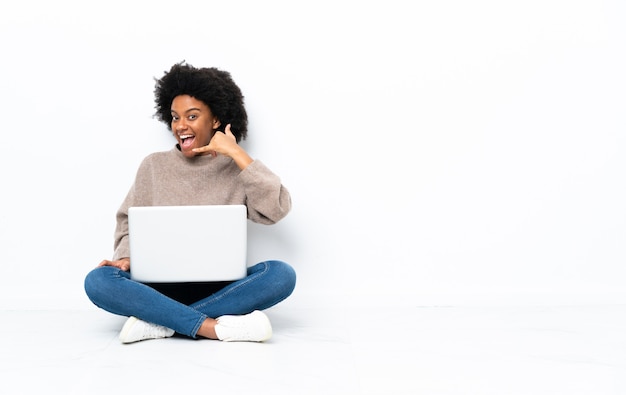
[84,62,296,344]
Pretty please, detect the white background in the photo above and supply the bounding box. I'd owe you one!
[0,0,624,310]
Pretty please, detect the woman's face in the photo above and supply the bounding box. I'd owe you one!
[171,95,221,158]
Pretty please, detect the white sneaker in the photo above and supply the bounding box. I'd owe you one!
[215,310,273,342]
[119,316,175,344]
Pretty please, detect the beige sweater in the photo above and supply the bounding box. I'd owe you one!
[112,147,291,260]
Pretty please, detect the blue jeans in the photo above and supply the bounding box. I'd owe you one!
[84,260,296,338]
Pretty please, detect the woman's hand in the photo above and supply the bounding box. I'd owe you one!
[193,124,253,170]
[98,258,130,272]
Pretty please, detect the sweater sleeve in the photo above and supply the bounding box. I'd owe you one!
[111,185,133,261]
[111,155,154,261]
[238,160,292,225]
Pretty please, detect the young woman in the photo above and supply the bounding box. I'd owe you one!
[84,62,296,344]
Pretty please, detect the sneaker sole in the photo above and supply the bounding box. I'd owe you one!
[119,316,140,343]
[253,311,273,342]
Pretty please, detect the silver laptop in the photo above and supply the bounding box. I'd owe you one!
[128,205,248,283]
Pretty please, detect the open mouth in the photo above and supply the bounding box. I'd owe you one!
[180,135,196,149]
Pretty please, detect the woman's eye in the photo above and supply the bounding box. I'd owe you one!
[188,114,197,120]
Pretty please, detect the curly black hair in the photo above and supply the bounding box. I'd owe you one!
[154,61,248,142]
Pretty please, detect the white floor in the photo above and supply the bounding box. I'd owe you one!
[1,304,625,395]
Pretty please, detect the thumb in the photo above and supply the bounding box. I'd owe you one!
[225,123,235,137]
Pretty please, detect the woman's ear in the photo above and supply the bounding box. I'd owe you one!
[213,119,222,130]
